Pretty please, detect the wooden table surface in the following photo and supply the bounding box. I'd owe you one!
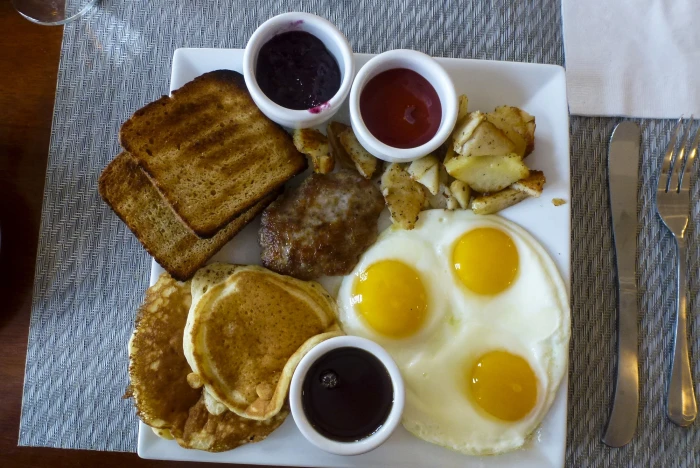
[0,2,253,467]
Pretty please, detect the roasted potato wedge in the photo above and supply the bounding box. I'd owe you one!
[444,143,456,166]
[445,186,459,210]
[311,154,335,174]
[425,182,448,209]
[452,111,486,150]
[471,188,529,215]
[327,121,354,169]
[445,153,530,193]
[293,128,329,158]
[456,94,469,124]
[292,128,334,174]
[486,106,536,157]
[339,128,378,179]
[424,164,453,209]
[450,95,470,140]
[381,163,426,229]
[449,179,471,209]
[455,119,516,157]
[511,170,546,197]
[407,154,440,195]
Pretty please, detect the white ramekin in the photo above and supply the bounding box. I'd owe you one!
[243,12,355,129]
[348,49,458,163]
[289,335,405,456]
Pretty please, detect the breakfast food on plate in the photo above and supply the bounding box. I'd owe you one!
[98,153,277,280]
[127,273,199,437]
[116,43,562,459]
[407,153,440,195]
[452,111,517,157]
[259,171,385,279]
[486,105,536,157]
[178,395,289,451]
[372,94,545,219]
[293,128,334,174]
[365,95,543,228]
[127,272,288,451]
[455,94,469,125]
[326,121,354,168]
[446,100,540,207]
[119,69,306,237]
[471,188,530,215]
[445,153,530,193]
[336,210,570,455]
[511,170,546,197]
[183,264,342,420]
[380,163,426,230]
[449,179,471,209]
[471,170,547,215]
[128,264,343,451]
[338,128,379,179]
[511,169,546,197]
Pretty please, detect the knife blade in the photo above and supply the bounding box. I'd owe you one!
[602,121,641,447]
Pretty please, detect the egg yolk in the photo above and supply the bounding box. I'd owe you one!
[452,227,518,295]
[353,260,427,338]
[468,350,537,421]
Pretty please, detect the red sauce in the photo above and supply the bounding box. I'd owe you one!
[359,68,442,149]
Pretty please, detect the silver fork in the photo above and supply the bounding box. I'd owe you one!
[656,116,700,426]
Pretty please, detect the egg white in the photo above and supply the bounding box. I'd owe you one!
[337,228,452,365]
[336,209,570,455]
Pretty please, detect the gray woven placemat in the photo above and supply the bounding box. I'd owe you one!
[18,0,700,465]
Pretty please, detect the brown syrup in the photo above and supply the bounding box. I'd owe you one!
[301,347,393,442]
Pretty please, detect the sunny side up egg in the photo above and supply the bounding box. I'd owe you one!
[337,209,570,455]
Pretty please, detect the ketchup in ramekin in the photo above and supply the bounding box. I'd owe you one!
[359,68,442,149]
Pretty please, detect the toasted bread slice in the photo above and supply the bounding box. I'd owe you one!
[99,152,277,280]
[120,70,306,237]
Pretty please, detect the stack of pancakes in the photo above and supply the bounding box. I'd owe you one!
[127,264,341,452]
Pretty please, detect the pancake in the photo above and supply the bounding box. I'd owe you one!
[177,395,289,452]
[190,263,241,305]
[184,264,342,420]
[127,273,199,434]
[128,271,290,452]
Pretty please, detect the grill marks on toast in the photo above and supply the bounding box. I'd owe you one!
[120,70,306,237]
[98,152,277,280]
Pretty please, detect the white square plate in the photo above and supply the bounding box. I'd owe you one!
[138,48,570,467]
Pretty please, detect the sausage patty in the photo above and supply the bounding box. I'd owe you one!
[259,171,385,280]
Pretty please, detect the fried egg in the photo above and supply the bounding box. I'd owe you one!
[336,209,570,455]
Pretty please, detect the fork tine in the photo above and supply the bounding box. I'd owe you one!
[660,117,684,192]
[680,121,700,192]
[670,117,694,193]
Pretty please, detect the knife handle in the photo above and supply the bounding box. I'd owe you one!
[667,238,697,426]
[602,282,640,447]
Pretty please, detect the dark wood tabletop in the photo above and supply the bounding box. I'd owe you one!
[0,2,256,467]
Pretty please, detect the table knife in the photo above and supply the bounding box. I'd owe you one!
[602,122,641,447]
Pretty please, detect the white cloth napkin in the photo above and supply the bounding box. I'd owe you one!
[562,0,700,118]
